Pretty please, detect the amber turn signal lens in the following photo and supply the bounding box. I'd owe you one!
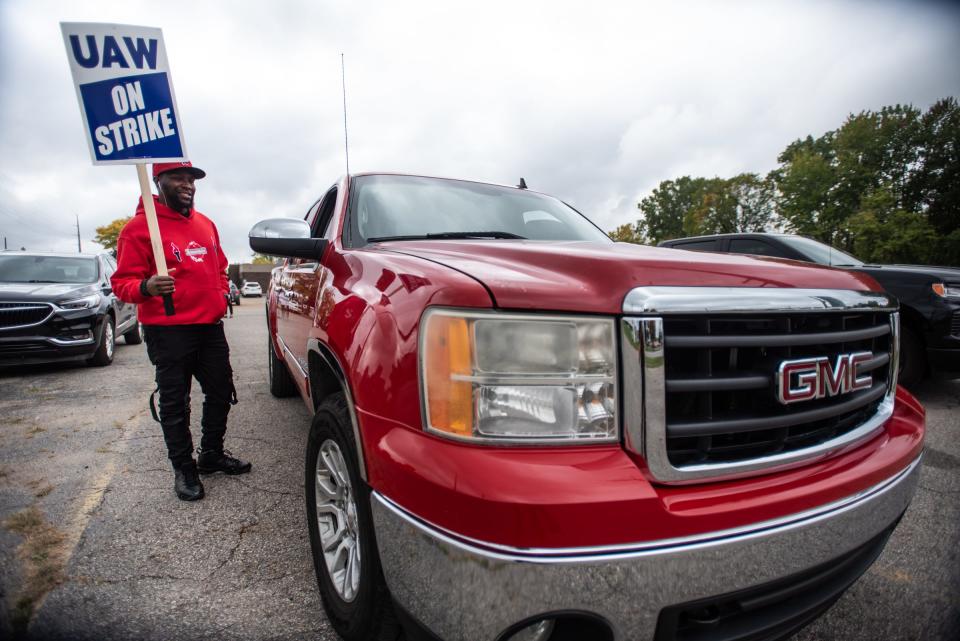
[424,314,474,436]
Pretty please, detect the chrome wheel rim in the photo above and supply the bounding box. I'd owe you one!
[314,439,361,601]
[105,322,114,358]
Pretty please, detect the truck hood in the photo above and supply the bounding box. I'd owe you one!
[380,240,882,314]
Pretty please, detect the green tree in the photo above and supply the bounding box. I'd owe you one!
[93,217,131,256]
[906,97,960,264]
[685,174,777,236]
[846,187,937,263]
[773,103,926,250]
[608,223,643,243]
[251,253,276,265]
[623,97,959,264]
[635,176,711,244]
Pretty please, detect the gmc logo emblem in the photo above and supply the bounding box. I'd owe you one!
[776,351,873,404]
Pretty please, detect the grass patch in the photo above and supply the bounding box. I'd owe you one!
[35,484,54,498]
[25,425,46,437]
[3,506,68,633]
[94,446,112,454]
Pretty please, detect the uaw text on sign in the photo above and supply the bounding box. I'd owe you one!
[61,23,188,164]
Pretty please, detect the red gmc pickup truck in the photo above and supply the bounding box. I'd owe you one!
[249,173,924,641]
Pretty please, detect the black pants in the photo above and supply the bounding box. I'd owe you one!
[144,323,237,468]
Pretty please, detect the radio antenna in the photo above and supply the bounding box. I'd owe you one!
[341,53,350,176]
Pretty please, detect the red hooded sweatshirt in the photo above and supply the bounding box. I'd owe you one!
[112,195,229,325]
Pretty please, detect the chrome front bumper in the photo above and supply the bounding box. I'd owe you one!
[372,454,921,641]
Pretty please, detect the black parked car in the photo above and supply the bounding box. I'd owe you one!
[0,251,141,367]
[658,233,960,385]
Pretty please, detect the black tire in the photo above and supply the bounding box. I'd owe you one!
[88,316,115,367]
[305,393,401,641]
[898,326,924,388]
[268,337,298,397]
[123,321,143,345]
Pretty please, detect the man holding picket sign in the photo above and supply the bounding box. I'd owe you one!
[62,22,250,501]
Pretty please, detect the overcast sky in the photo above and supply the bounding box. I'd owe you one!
[1,0,958,263]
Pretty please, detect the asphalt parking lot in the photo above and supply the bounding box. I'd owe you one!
[1,302,958,641]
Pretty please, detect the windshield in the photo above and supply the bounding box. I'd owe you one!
[348,175,611,245]
[778,236,863,267]
[0,255,99,284]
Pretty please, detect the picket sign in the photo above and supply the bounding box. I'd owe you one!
[61,22,186,315]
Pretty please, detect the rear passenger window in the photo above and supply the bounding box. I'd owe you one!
[729,239,784,258]
[672,239,719,252]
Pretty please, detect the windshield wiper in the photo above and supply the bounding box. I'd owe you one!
[26,280,60,283]
[367,231,526,242]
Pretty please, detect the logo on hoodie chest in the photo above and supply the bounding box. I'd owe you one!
[169,242,182,263]
[185,241,208,263]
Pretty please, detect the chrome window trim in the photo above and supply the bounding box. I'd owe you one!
[0,302,55,331]
[621,286,900,484]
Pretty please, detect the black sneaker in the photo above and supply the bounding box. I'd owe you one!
[197,449,252,475]
[174,461,205,501]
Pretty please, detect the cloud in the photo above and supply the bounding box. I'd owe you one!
[1,0,958,261]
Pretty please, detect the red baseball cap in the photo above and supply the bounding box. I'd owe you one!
[152,161,206,179]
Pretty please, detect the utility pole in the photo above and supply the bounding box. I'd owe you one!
[75,214,82,252]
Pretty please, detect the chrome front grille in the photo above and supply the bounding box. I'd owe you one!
[621,287,899,483]
[951,312,960,338]
[0,302,54,330]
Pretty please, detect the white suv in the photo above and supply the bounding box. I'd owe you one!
[240,281,262,297]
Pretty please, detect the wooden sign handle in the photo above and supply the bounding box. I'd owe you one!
[136,164,175,315]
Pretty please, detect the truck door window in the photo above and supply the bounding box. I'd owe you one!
[312,186,338,239]
[729,239,783,258]
[289,189,335,270]
[673,239,719,252]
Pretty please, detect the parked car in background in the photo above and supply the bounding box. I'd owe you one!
[0,251,141,367]
[228,281,241,305]
[659,232,960,386]
[249,174,923,641]
[241,281,262,297]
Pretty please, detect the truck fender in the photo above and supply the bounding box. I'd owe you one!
[306,338,368,482]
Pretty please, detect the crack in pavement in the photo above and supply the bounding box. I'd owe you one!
[232,479,299,496]
[72,573,194,584]
[918,482,960,495]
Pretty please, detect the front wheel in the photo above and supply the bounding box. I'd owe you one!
[87,316,115,366]
[305,393,402,641]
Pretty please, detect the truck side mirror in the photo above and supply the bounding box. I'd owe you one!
[248,218,328,259]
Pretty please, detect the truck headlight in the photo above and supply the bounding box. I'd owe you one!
[420,309,618,444]
[58,293,102,310]
[932,283,960,298]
